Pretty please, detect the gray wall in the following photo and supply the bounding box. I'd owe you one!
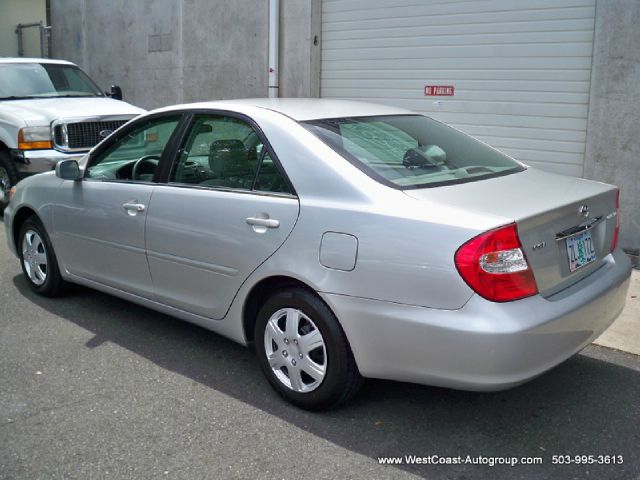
[50,0,319,109]
[280,0,321,97]
[0,0,47,57]
[584,0,640,252]
[53,0,184,108]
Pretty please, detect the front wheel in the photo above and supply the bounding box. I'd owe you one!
[18,216,67,297]
[254,288,362,410]
[0,151,19,215]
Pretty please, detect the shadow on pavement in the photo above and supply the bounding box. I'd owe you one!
[12,275,640,479]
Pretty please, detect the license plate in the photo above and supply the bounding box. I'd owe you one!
[566,230,596,272]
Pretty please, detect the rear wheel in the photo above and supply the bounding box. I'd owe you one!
[0,151,19,215]
[255,288,362,410]
[18,216,67,297]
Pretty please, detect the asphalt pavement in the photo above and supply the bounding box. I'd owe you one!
[1,221,639,480]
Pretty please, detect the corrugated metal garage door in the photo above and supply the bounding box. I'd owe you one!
[321,0,595,176]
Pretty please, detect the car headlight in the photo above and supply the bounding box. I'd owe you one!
[18,126,53,150]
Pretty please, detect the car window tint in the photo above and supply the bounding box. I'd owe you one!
[86,116,180,182]
[303,115,525,189]
[340,122,418,165]
[255,151,292,194]
[173,115,291,194]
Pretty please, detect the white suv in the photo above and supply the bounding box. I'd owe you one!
[0,58,145,211]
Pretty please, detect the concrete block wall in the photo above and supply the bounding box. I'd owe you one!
[280,0,321,98]
[0,0,47,57]
[52,0,182,108]
[584,0,640,252]
[50,0,319,109]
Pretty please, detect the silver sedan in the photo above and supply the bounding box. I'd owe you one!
[4,99,632,409]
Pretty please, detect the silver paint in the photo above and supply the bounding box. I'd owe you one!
[3,99,632,392]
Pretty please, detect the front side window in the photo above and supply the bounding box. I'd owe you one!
[0,63,103,99]
[86,116,180,182]
[172,114,292,194]
[303,115,525,189]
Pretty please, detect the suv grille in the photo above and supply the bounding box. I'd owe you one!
[54,120,128,150]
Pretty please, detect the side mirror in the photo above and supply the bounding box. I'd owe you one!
[55,160,82,181]
[108,85,123,100]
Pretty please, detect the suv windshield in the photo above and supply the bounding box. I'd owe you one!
[0,63,102,100]
[303,115,525,189]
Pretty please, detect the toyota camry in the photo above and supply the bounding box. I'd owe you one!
[4,98,632,409]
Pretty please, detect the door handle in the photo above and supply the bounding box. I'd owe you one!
[122,202,146,213]
[246,217,279,228]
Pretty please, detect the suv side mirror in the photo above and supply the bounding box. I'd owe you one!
[55,160,82,180]
[108,85,123,100]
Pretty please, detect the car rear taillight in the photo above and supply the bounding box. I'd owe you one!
[610,189,620,252]
[455,223,538,302]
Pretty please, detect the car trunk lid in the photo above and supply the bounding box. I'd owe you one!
[404,168,619,297]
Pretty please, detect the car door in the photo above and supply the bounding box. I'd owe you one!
[53,114,183,298]
[145,112,300,319]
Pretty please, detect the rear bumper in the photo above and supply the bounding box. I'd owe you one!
[323,248,632,390]
[14,149,86,176]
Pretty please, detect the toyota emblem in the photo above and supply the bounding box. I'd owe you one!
[578,204,590,218]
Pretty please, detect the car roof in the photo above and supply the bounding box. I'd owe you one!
[0,57,76,66]
[155,98,414,121]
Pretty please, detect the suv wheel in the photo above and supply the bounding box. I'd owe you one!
[0,151,19,215]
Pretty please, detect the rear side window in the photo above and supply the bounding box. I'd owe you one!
[171,114,292,194]
[303,115,525,189]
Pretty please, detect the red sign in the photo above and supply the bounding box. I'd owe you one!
[425,85,454,96]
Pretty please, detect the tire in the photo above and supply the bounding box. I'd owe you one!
[254,287,363,410]
[0,150,20,215]
[18,216,67,297]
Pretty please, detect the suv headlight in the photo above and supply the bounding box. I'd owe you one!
[18,126,53,150]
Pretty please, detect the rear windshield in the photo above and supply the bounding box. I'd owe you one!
[303,115,525,189]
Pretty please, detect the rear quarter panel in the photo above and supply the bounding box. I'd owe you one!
[268,202,481,309]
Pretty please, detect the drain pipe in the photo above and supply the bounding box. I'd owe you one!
[268,0,279,98]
